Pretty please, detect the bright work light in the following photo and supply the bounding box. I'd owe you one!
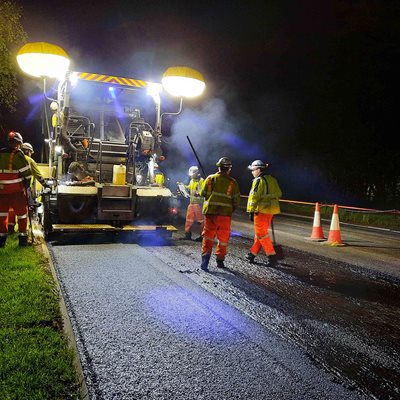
[146,82,163,97]
[17,42,70,79]
[162,66,205,98]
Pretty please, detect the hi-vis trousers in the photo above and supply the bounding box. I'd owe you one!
[0,192,28,235]
[184,203,204,233]
[250,213,276,256]
[201,215,231,260]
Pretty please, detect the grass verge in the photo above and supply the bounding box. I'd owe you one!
[0,234,80,400]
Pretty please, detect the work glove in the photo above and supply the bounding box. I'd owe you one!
[248,212,254,222]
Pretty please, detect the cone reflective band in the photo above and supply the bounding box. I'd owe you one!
[310,202,325,241]
[326,204,345,246]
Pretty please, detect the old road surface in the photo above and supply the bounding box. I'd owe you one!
[49,213,400,400]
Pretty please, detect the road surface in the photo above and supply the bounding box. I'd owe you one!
[49,213,400,399]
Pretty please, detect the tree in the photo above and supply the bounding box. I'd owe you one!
[0,1,27,117]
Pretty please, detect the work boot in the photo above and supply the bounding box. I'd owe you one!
[8,224,15,233]
[0,236,6,248]
[216,259,225,268]
[182,231,192,240]
[18,234,28,247]
[265,255,278,267]
[245,252,256,263]
[194,235,203,242]
[200,254,211,272]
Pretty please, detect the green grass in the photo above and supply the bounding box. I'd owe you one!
[280,202,400,231]
[0,235,80,400]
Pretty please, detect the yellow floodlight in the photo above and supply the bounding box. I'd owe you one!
[162,66,205,98]
[17,42,70,79]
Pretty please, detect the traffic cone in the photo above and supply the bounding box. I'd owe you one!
[309,202,325,241]
[326,204,345,246]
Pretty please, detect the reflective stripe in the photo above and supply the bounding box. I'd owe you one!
[203,201,232,208]
[17,214,28,219]
[226,181,234,197]
[186,218,194,223]
[204,235,214,242]
[0,169,19,173]
[217,241,228,246]
[257,233,270,240]
[211,192,233,199]
[8,151,15,170]
[0,177,23,184]
[0,212,8,217]
[19,165,30,173]
[24,175,32,180]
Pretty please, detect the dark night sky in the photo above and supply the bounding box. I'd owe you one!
[11,0,400,207]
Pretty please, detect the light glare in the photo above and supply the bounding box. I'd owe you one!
[146,82,163,96]
[162,76,205,98]
[17,53,70,79]
[70,71,79,86]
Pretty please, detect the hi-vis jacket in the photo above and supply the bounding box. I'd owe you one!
[185,178,204,204]
[26,155,44,184]
[0,148,32,194]
[247,174,282,215]
[200,172,240,216]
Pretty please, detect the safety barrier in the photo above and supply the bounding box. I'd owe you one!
[240,195,400,215]
[239,195,400,233]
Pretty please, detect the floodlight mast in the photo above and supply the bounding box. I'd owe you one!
[16,42,71,178]
[160,66,206,132]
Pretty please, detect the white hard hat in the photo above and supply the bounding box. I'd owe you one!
[188,166,199,177]
[248,160,268,170]
[21,142,34,154]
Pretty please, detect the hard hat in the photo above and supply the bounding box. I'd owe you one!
[216,157,232,168]
[248,160,268,170]
[188,166,199,176]
[8,131,23,143]
[21,142,34,154]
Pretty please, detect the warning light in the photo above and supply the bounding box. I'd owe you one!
[169,207,178,215]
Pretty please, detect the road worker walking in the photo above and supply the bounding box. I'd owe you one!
[245,160,282,266]
[182,166,204,241]
[199,157,240,271]
[0,132,32,247]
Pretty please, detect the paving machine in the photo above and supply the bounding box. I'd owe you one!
[41,71,181,239]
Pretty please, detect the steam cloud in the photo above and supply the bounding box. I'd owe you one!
[164,97,265,190]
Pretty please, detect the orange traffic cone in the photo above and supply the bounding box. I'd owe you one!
[326,204,345,246]
[309,202,325,241]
